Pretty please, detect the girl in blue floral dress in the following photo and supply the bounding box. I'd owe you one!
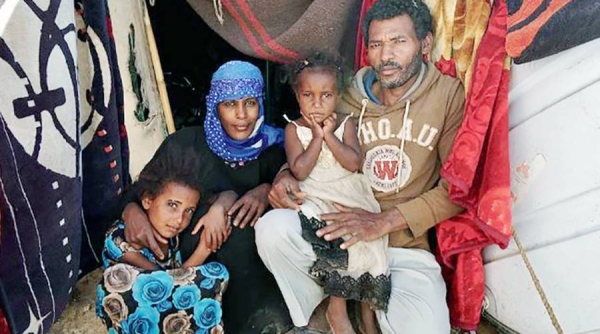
[97,146,229,334]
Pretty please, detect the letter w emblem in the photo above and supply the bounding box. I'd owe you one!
[374,161,398,180]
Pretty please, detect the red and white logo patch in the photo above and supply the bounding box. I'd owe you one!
[363,145,412,192]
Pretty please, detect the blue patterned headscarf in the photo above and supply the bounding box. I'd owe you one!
[204,61,284,162]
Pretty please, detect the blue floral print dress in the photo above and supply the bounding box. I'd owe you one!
[96,221,229,334]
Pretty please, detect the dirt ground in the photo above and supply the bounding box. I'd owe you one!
[48,269,105,334]
[49,269,499,334]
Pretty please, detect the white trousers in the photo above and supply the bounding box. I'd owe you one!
[255,208,451,334]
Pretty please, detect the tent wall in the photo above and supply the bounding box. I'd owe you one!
[107,0,167,179]
[483,37,600,333]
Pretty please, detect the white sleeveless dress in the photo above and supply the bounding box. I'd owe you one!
[290,116,391,310]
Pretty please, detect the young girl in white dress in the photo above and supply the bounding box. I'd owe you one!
[284,52,390,334]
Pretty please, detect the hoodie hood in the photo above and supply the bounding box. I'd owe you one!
[339,62,440,118]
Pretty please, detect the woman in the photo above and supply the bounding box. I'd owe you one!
[121,61,292,333]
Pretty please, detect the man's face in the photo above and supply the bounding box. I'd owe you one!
[367,15,430,89]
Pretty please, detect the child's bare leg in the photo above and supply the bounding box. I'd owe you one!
[359,302,378,334]
[326,296,356,334]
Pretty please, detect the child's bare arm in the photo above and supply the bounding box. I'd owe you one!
[183,246,211,268]
[324,117,362,172]
[121,252,159,270]
[285,123,322,181]
[183,230,212,268]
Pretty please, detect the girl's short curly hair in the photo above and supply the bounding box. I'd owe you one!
[135,144,203,200]
[287,51,345,93]
[363,0,433,44]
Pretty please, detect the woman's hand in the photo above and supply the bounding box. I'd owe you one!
[191,202,231,251]
[228,183,271,228]
[122,202,167,259]
[268,169,306,209]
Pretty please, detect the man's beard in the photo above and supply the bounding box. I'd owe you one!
[374,50,423,89]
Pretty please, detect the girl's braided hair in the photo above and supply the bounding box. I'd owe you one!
[287,51,345,93]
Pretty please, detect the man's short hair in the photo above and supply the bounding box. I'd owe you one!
[363,0,433,45]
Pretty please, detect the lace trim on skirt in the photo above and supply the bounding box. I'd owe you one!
[299,211,391,311]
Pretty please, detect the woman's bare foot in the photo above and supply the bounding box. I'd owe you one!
[326,297,356,334]
[359,302,379,334]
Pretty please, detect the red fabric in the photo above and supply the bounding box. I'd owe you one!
[354,0,376,70]
[434,56,457,79]
[437,0,512,330]
[0,306,9,334]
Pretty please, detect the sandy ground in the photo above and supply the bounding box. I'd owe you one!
[49,269,499,334]
[48,268,105,334]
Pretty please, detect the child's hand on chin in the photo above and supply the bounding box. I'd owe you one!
[322,114,337,134]
[302,112,325,139]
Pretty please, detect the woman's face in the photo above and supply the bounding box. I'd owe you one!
[217,97,260,140]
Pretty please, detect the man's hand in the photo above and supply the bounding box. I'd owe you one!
[318,204,407,249]
[229,183,270,229]
[268,169,306,209]
[191,202,231,251]
[122,202,167,259]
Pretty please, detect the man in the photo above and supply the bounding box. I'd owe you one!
[255,0,465,333]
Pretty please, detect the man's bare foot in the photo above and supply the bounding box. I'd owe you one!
[359,302,378,334]
[326,297,356,334]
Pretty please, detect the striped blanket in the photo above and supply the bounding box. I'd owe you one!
[186,0,361,63]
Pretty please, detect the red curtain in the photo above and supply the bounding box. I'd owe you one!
[438,0,511,329]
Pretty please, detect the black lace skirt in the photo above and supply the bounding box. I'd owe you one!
[299,211,391,311]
